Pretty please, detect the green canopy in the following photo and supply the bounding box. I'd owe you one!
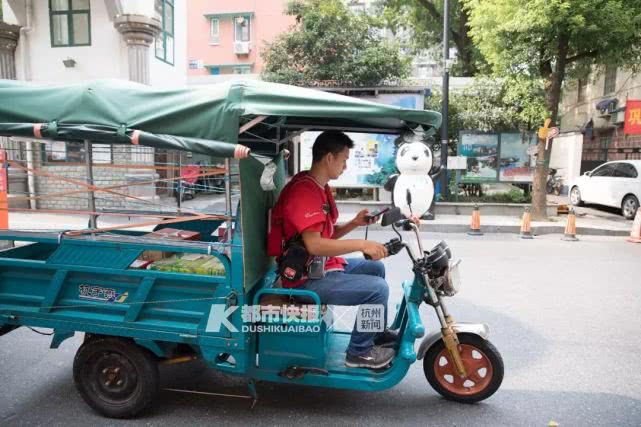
[0,79,441,156]
[0,78,441,290]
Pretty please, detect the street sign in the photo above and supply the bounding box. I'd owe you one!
[538,118,552,139]
[624,100,641,135]
[545,127,559,150]
[447,156,468,170]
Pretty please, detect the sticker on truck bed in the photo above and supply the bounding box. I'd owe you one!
[79,285,129,303]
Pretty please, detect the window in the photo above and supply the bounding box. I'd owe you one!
[188,59,203,70]
[233,65,251,74]
[577,78,587,103]
[49,0,91,47]
[155,0,174,65]
[42,141,112,164]
[234,16,251,42]
[210,18,220,44]
[614,162,638,178]
[591,163,616,177]
[604,65,617,95]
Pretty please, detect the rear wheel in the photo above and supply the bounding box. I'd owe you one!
[622,195,639,220]
[73,337,159,418]
[570,186,583,206]
[424,334,504,403]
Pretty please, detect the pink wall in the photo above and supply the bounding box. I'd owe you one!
[187,0,295,75]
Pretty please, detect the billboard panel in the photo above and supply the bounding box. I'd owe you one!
[498,133,537,182]
[459,132,499,183]
[300,93,424,187]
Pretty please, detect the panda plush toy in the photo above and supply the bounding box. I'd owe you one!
[384,132,444,220]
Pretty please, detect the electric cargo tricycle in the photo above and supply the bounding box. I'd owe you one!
[0,79,503,418]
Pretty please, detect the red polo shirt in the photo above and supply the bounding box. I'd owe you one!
[271,172,346,285]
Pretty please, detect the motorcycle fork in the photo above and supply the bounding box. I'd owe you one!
[425,281,467,378]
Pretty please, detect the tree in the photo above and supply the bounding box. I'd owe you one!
[261,0,410,86]
[464,0,641,219]
[426,76,546,151]
[383,0,486,76]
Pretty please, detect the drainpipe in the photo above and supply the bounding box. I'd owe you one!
[20,0,36,210]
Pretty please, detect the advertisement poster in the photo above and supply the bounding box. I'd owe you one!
[624,99,641,135]
[459,132,499,183]
[299,93,423,187]
[498,133,537,182]
[300,131,397,187]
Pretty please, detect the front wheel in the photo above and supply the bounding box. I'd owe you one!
[570,186,583,206]
[424,334,504,403]
[73,337,159,418]
[622,195,639,220]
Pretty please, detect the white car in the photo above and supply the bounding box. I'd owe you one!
[569,160,641,220]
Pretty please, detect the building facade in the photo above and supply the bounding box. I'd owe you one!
[1,0,187,212]
[186,0,294,84]
[559,66,641,173]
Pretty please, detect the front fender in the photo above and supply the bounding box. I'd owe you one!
[416,323,490,360]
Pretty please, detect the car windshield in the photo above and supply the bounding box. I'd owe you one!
[591,164,615,177]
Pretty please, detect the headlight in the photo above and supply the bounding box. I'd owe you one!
[442,259,462,296]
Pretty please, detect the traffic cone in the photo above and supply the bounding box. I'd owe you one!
[520,207,533,239]
[468,204,483,236]
[562,208,579,241]
[627,207,641,243]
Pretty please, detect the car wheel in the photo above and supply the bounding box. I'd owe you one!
[570,186,583,206]
[622,195,639,220]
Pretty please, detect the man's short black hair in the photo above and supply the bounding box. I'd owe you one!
[312,131,354,163]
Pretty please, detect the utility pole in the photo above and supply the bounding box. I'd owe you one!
[440,0,450,199]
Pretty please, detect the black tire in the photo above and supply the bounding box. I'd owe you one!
[424,333,504,403]
[622,195,639,220]
[570,186,583,206]
[73,337,159,419]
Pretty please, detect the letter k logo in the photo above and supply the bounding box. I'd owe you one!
[205,304,239,333]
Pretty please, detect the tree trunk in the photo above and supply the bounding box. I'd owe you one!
[531,34,569,220]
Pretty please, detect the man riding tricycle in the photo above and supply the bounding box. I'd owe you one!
[0,78,503,418]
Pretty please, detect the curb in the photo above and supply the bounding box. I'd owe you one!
[363,222,630,236]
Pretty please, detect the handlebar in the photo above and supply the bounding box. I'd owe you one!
[363,218,423,262]
[364,237,406,260]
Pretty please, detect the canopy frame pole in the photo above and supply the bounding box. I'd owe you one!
[278,124,399,134]
[84,140,97,229]
[64,213,222,236]
[224,158,232,243]
[239,115,268,135]
[177,153,182,210]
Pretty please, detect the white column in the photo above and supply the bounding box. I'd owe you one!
[114,15,161,85]
[0,22,20,80]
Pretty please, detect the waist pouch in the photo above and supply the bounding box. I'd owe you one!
[278,237,312,284]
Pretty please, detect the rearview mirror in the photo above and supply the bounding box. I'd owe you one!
[381,207,403,227]
[584,170,592,177]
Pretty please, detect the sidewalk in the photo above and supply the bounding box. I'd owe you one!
[6,208,632,237]
[337,202,633,236]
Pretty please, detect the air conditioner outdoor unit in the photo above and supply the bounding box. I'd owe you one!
[614,108,626,124]
[234,42,250,55]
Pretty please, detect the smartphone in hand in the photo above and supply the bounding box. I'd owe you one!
[366,206,391,221]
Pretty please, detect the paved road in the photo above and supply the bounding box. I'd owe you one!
[1,232,640,426]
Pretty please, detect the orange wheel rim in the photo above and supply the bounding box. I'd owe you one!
[433,344,493,395]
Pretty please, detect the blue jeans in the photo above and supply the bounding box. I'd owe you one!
[300,258,389,356]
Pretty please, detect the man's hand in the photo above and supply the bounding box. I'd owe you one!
[361,240,387,260]
[408,214,421,225]
[352,209,376,227]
